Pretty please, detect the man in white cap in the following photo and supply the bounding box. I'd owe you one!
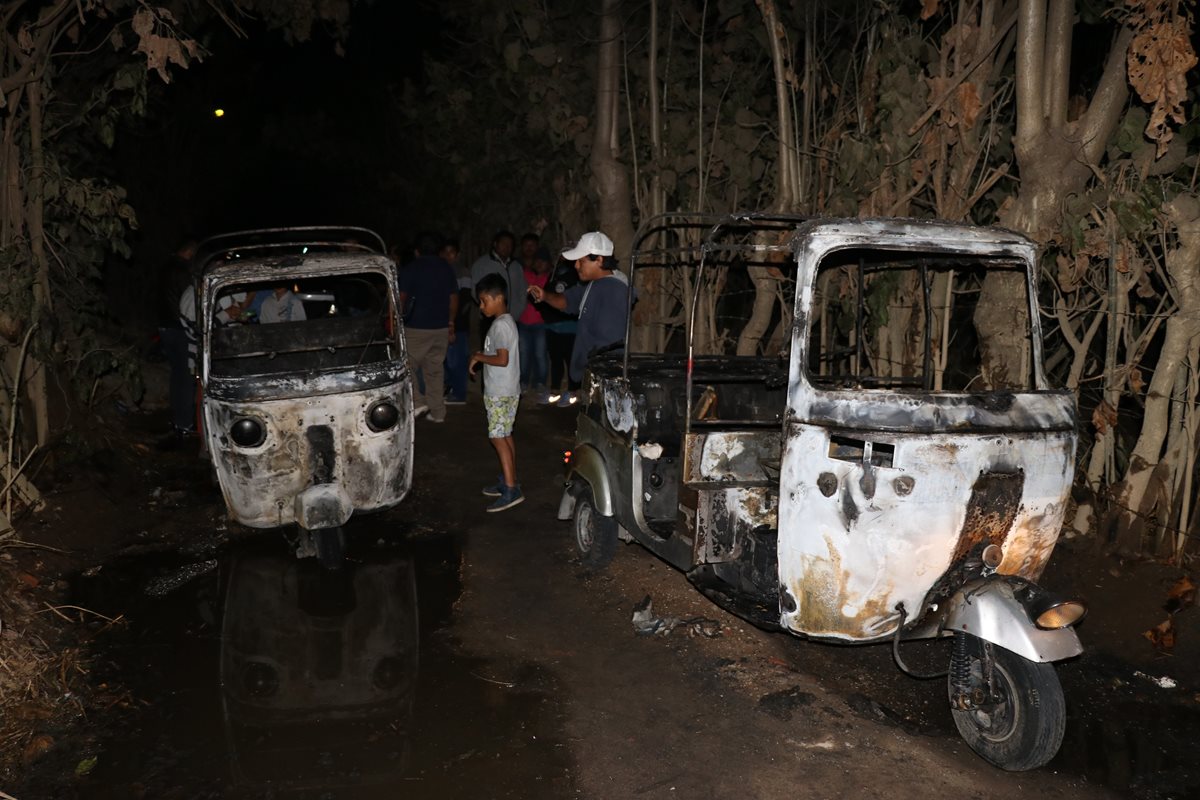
[528,231,631,390]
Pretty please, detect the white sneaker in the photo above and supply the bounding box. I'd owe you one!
[413,404,429,418]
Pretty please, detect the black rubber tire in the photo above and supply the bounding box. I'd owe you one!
[950,637,1066,771]
[315,527,346,571]
[573,486,618,570]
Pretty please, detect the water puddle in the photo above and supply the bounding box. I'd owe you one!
[66,522,574,798]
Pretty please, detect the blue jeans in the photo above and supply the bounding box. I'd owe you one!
[444,330,470,401]
[518,323,547,389]
[159,326,195,431]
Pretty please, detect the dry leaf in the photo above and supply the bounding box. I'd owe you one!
[1129,367,1145,394]
[1078,226,1111,259]
[920,0,940,20]
[1126,5,1198,157]
[1092,400,1118,434]
[21,734,54,766]
[955,82,982,129]
[1143,617,1176,651]
[1164,575,1196,614]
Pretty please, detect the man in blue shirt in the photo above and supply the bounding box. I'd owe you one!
[399,232,459,423]
[527,231,631,389]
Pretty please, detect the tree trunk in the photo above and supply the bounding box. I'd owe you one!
[737,0,797,356]
[26,79,50,447]
[590,0,634,270]
[1107,195,1200,555]
[630,0,668,354]
[976,4,1131,389]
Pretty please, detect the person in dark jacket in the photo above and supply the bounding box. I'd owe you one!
[399,232,459,423]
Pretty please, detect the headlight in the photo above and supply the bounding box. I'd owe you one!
[243,662,279,697]
[230,417,266,448]
[366,401,399,432]
[1034,599,1087,630]
[373,656,404,690]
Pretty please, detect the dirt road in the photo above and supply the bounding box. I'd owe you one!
[8,396,1192,798]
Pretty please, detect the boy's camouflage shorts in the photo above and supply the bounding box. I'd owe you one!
[484,395,520,438]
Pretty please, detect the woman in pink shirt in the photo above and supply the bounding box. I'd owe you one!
[519,247,552,403]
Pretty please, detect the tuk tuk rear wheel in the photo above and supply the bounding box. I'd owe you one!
[574,487,617,570]
[949,635,1065,771]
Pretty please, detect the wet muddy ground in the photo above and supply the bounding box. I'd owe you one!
[65,528,573,799]
[7,397,1200,798]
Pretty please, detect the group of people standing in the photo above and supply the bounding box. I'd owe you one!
[399,228,632,512]
[399,228,615,422]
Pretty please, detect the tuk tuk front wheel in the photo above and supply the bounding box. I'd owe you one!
[949,635,1065,771]
[573,486,617,570]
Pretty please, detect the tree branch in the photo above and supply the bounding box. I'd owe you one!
[1014,0,1047,145]
[1077,26,1134,167]
[1042,0,1072,126]
[905,8,1017,138]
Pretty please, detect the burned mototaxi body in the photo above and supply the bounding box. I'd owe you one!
[778,220,1076,643]
[199,228,413,561]
[560,215,1085,771]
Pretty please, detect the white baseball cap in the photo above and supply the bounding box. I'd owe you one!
[561,231,614,260]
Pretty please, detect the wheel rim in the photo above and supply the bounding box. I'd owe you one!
[967,659,1020,743]
[576,502,595,553]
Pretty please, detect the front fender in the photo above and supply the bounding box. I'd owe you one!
[563,444,614,517]
[942,577,1083,663]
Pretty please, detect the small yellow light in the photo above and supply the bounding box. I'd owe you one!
[213,108,225,118]
[1035,600,1087,630]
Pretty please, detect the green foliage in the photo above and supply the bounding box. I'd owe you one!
[1115,107,1150,154]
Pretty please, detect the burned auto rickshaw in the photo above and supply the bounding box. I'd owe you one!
[558,213,1086,770]
[197,227,413,567]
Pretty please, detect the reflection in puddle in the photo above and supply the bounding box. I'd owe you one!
[220,553,419,791]
[67,528,573,798]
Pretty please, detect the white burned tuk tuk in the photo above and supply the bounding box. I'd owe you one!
[197,227,413,566]
[559,214,1085,770]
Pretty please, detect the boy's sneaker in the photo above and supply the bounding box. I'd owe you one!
[555,392,573,408]
[535,389,551,405]
[482,476,504,497]
[413,403,429,418]
[486,485,524,512]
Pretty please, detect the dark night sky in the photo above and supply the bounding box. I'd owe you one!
[117,1,440,264]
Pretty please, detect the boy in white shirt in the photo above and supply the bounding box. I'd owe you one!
[470,273,523,511]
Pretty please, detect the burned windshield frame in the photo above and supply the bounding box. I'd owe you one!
[207,271,397,379]
[803,250,1037,393]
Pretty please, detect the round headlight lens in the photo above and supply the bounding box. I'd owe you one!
[230,417,266,448]
[373,656,404,690]
[243,661,279,697]
[1035,600,1087,630]
[367,401,399,432]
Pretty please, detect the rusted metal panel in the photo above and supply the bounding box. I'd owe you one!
[693,486,778,564]
[683,431,780,485]
[204,383,413,529]
[777,425,1074,641]
[776,219,1076,642]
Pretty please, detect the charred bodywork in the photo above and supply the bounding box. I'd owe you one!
[777,219,1076,642]
[561,215,1079,644]
[560,214,1084,770]
[198,228,413,533]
